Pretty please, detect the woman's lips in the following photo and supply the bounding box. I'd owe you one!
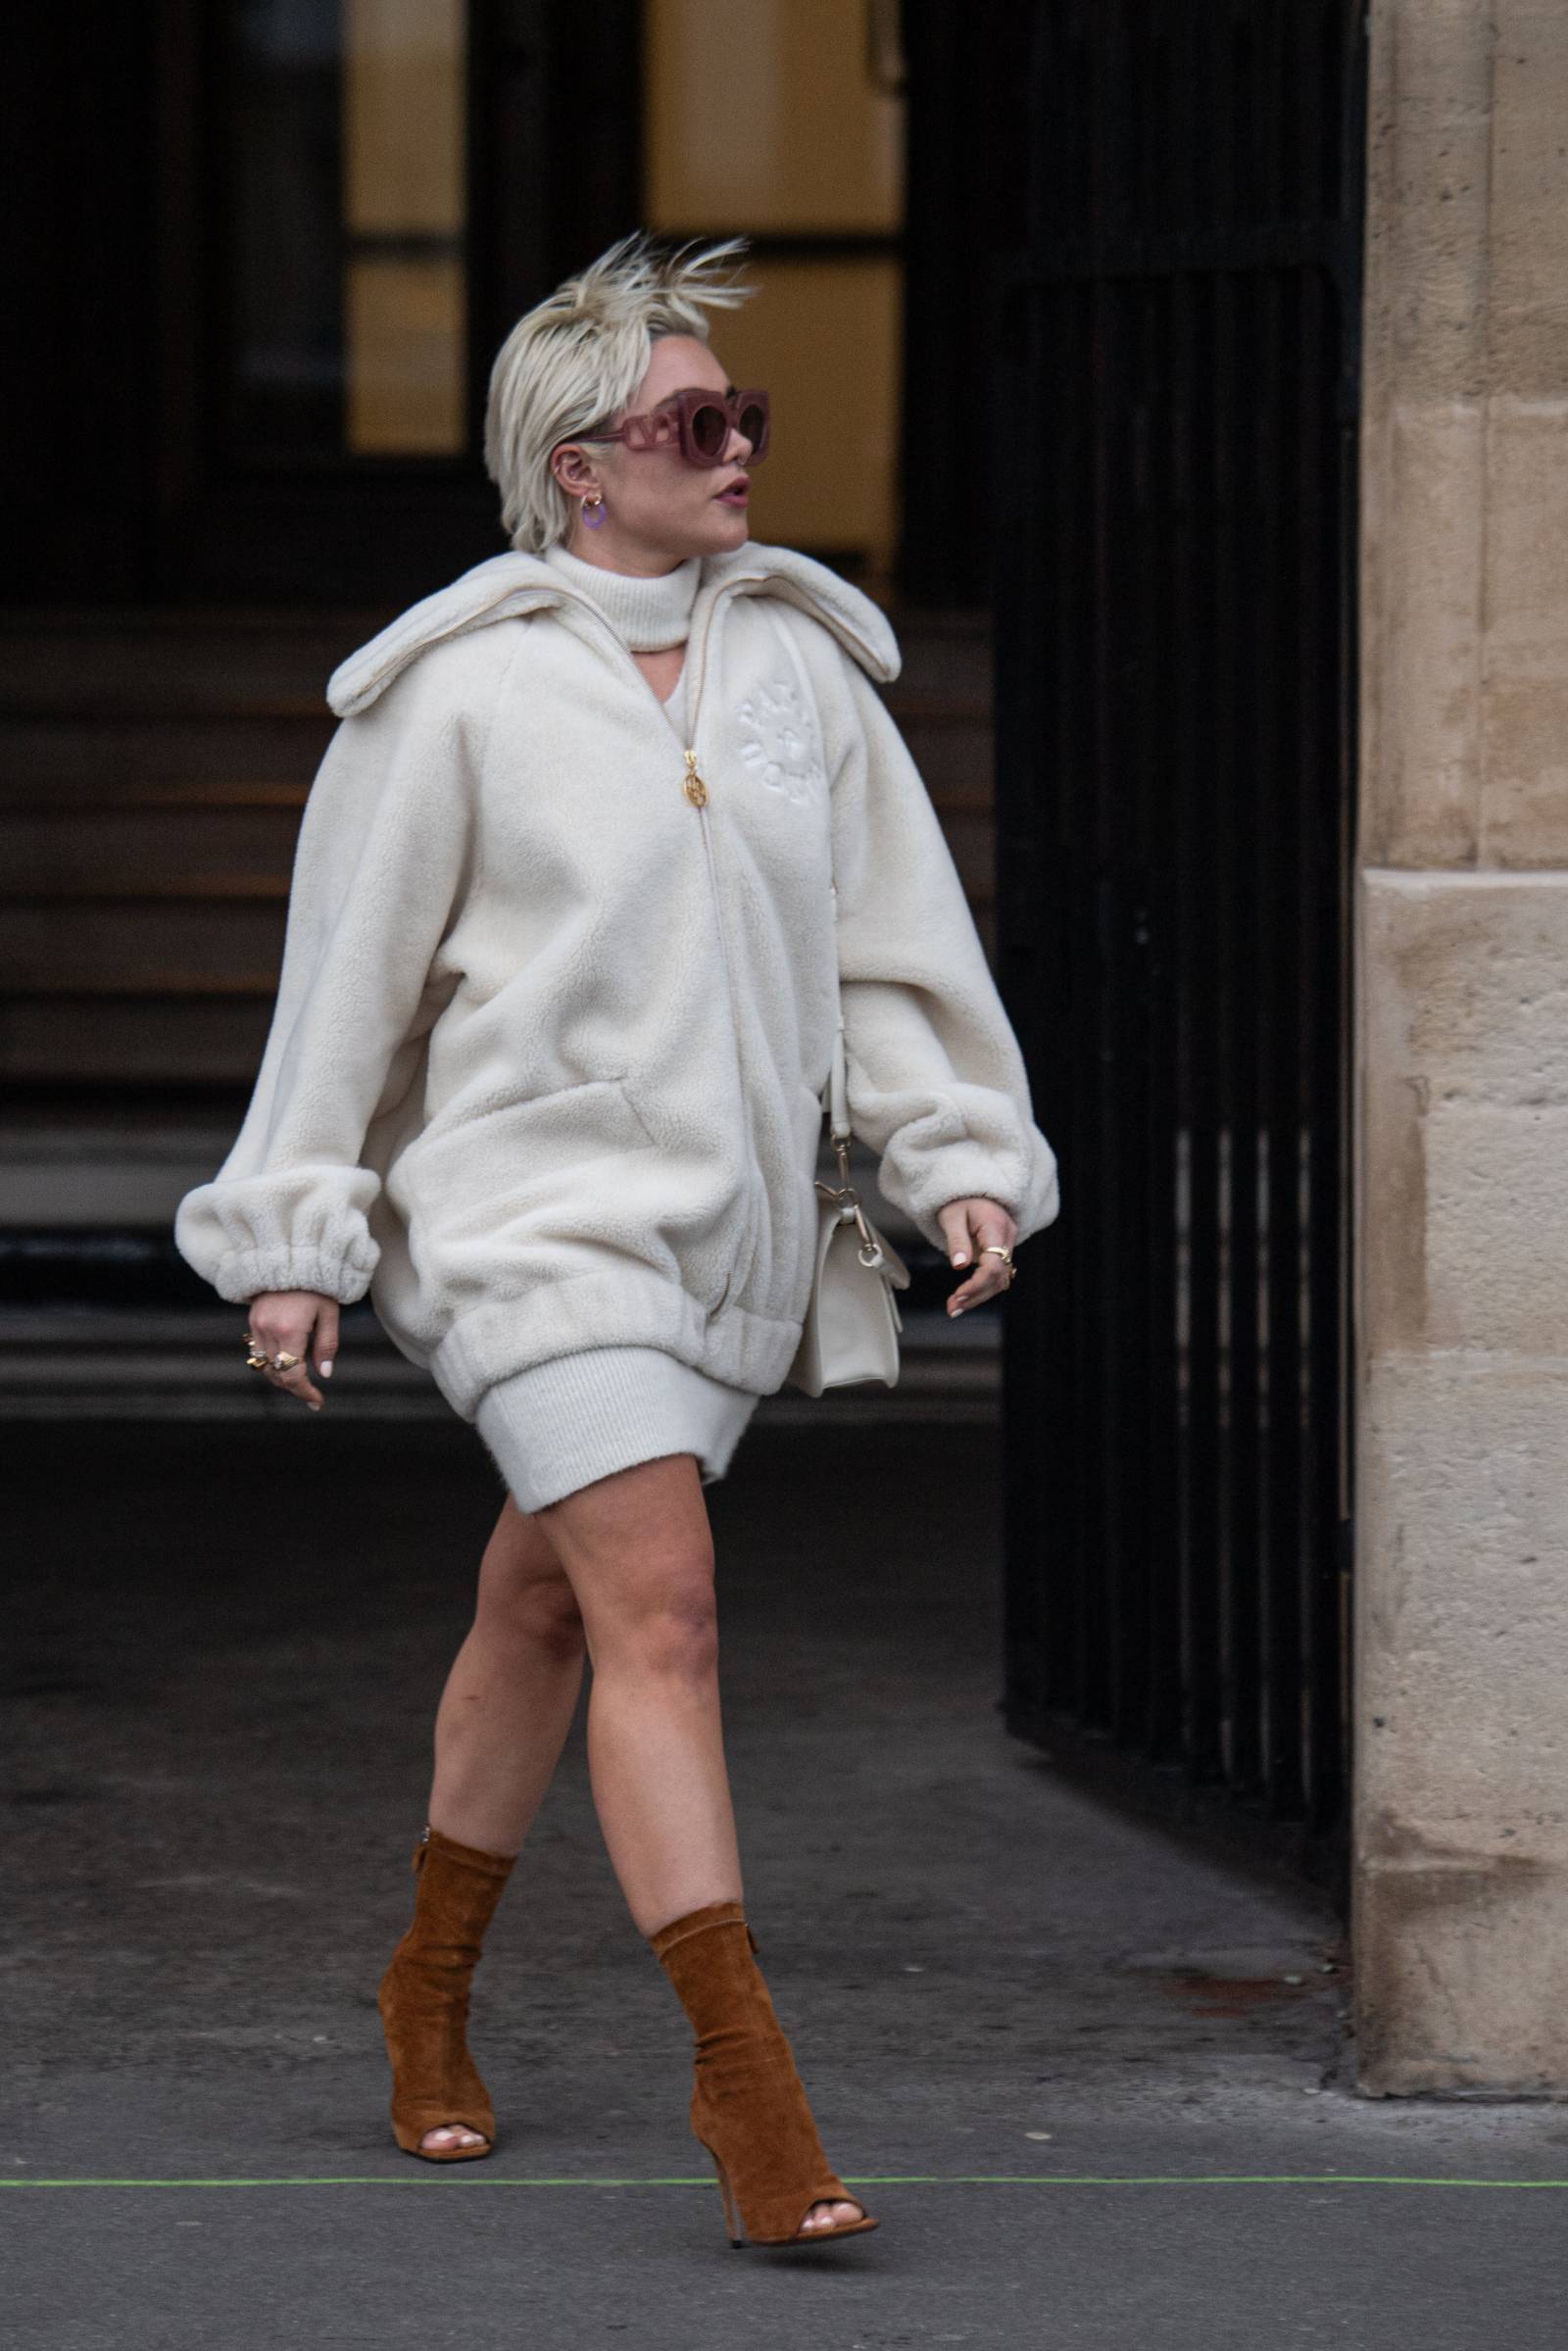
[716,480,749,505]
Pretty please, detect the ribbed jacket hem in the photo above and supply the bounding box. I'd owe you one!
[425,1268,805,1422]
[474,1346,760,1513]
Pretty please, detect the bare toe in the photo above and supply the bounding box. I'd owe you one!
[799,2197,863,2232]
[419,2123,485,2153]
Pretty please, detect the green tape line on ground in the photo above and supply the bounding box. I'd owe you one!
[4,2173,1567,2188]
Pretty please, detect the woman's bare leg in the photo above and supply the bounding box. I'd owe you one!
[413,1494,588,2151]
[535,1449,860,2231]
[536,1451,738,1929]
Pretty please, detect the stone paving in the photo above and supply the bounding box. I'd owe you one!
[6,1418,1566,2348]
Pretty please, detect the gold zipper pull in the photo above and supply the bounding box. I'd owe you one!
[682,748,709,808]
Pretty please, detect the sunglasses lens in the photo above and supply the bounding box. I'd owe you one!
[738,400,766,448]
[690,402,729,458]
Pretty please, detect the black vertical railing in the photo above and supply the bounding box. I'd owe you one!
[994,0,1365,1858]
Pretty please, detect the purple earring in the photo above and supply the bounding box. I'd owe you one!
[582,492,606,531]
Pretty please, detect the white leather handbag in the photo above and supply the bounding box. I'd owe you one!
[786,886,911,1396]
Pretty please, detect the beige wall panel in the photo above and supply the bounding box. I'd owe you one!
[1481,680,1568,864]
[1361,405,1485,866]
[1357,0,1568,2091]
[644,0,904,232]
[1425,1102,1568,1347]
[1355,1349,1568,2092]
[346,258,466,454]
[1359,1355,1568,1814]
[1356,1848,1568,2094]
[706,258,902,565]
[1481,402,1568,862]
[1372,0,1493,401]
[1489,7,1568,391]
[344,0,466,233]
[1359,871,1568,1352]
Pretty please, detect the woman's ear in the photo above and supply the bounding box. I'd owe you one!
[552,442,599,499]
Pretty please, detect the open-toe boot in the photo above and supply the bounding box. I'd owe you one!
[650,1898,878,2247]
[377,1824,515,2161]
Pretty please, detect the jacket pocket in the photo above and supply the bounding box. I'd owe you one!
[385,1075,655,1242]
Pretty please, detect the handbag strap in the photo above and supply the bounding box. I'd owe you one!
[822,877,892,1275]
[827,880,852,1148]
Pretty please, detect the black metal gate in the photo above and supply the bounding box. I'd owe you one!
[993,1,1366,1866]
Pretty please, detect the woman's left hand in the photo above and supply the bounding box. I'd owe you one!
[936,1197,1020,1316]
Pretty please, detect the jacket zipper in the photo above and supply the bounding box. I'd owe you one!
[676,573,768,972]
[678,579,770,1312]
[545,574,770,1310]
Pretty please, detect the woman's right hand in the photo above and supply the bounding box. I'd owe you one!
[245,1292,341,1411]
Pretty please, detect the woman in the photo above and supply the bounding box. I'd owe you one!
[175,231,1059,2248]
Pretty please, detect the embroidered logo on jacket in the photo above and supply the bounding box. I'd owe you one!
[735,677,826,808]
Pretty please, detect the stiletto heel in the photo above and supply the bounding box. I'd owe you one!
[377,1824,516,2161]
[703,2142,745,2246]
[652,1900,879,2249]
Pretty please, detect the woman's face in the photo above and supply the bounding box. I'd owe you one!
[552,333,758,568]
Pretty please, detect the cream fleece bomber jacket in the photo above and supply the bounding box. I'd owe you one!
[174,539,1060,1418]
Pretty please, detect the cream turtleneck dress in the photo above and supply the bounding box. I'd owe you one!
[472,539,762,1511]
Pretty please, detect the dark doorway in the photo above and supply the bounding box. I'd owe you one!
[8,0,642,607]
[993,1,1367,1884]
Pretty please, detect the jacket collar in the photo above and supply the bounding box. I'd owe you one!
[324,538,901,718]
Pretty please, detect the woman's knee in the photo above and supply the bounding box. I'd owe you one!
[476,1504,588,1660]
[589,1560,718,1682]
[535,1453,719,1678]
[507,1576,590,1663]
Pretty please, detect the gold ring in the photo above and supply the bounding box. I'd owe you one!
[980,1245,1013,1265]
[271,1351,302,1372]
[245,1351,270,1371]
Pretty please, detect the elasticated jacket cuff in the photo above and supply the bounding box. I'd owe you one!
[211,1240,379,1307]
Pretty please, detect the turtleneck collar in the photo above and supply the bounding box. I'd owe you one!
[541,540,704,651]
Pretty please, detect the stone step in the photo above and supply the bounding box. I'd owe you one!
[0,1115,912,1237]
[0,1105,997,1416]
[0,704,987,810]
[1,999,273,1086]
[0,603,995,1085]
[0,1303,1000,1424]
[0,602,992,710]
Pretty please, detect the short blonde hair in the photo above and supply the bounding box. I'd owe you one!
[483,230,759,555]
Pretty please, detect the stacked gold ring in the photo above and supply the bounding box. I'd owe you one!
[979,1244,1017,1284]
[243,1334,303,1372]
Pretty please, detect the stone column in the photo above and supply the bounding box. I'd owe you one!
[1354,0,1568,2091]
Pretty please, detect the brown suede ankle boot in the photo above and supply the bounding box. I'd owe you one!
[650,1898,878,2246]
[377,1825,516,2161]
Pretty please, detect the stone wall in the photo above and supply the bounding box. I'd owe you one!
[1354,0,1568,2090]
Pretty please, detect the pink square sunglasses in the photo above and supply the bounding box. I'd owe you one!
[569,385,770,468]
